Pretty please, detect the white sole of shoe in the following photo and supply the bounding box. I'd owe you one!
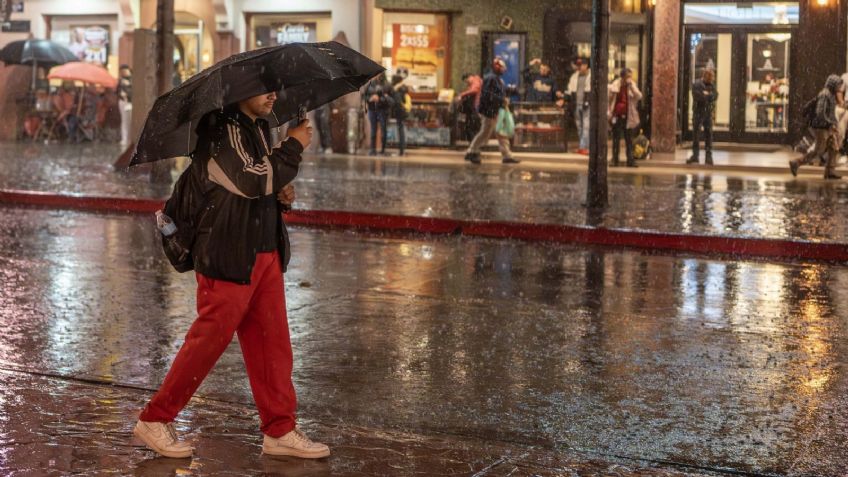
[262,445,331,459]
[133,426,193,459]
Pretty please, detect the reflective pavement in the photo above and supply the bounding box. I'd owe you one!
[0,207,847,475]
[2,143,848,243]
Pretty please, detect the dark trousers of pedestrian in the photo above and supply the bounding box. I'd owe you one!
[139,251,297,438]
[692,111,713,161]
[611,116,634,166]
[314,105,333,151]
[396,118,406,156]
[368,109,387,154]
[464,112,481,142]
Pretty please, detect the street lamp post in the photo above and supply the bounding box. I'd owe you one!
[587,0,610,209]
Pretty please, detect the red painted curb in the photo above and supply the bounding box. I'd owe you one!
[0,189,845,262]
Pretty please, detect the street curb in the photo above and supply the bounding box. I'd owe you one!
[0,189,845,262]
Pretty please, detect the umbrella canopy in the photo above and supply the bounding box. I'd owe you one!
[0,39,77,68]
[130,41,383,166]
[47,61,117,88]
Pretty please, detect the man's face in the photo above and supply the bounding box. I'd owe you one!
[704,71,715,84]
[494,60,507,75]
[243,91,277,118]
[540,64,551,76]
[579,63,589,74]
[120,68,131,78]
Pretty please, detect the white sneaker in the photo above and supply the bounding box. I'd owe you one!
[262,428,330,458]
[133,420,193,458]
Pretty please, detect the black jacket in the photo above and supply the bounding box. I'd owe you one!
[190,107,303,284]
[363,79,392,112]
[810,75,842,129]
[478,72,506,118]
[691,79,718,116]
[522,68,557,102]
[391,84,409,120]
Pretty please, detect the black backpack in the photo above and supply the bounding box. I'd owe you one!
[802,96,818,125]
[160,157,210,272]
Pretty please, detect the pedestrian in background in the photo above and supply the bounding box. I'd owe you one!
[465,58,520,165]
[688,69,717,166]
[391,73,411,156]
[458,73,482,142]
[567,58,591,155]
[790,74,843,179]
[118,64,133,146]
[522,58,557,103]
[133,89,331,460]
[363,73,391,156]
[608,68,642,168]
[313,104,333,155]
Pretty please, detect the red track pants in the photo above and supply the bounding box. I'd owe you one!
[139,251,297,438]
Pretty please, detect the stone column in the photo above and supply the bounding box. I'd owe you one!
[650,0,680,153]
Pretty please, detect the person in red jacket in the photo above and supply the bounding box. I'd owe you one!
[457,73,483,142]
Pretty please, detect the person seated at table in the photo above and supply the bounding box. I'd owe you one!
[23,89,53,139]
[76,85,101,142]
[53,82,79,141]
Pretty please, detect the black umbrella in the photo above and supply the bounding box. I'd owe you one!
[0,39,78,67]
[130,41,384,166]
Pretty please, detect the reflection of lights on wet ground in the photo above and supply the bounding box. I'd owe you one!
[797,266,833,394]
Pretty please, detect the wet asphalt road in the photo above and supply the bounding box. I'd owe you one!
[2,142,848,242]
[1,207,847,475]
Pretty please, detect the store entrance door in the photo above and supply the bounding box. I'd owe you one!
[682,28,792,143]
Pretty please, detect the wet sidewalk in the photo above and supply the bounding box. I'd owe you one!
[2,142,848,243]
[0,369,708,476]
[411,143,812,174]
[1,208,848,475]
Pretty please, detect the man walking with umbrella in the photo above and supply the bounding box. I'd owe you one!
[133,87,330,459]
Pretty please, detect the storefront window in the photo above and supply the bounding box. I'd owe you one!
[49,15,118,71]
[745,33,790,133]
[249,13,332,49]
[684,3,799,25]
[611,0,642,14]
[381,12,450,93]
[573,25,642,83]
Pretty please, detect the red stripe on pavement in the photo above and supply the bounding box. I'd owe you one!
[0,190,163,214]
[0,189,845,262]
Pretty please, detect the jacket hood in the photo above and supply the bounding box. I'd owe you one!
[826,74,843,93]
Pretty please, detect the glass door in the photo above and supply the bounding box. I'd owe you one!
[745,33,790,133]
[687,32,733,133]
[683,29,792,143]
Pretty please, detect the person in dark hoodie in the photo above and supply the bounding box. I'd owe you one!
[522,58,557,103]
[390,74,410,156]
[465,58,520,165]
[791,74,844,179]
[133,87,331,460]
[363,73,392,156]
[687,68,718,166]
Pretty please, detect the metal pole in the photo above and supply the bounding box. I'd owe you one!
[587,0,610,209]
[151,0,175,183]
[155,0,175,96]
